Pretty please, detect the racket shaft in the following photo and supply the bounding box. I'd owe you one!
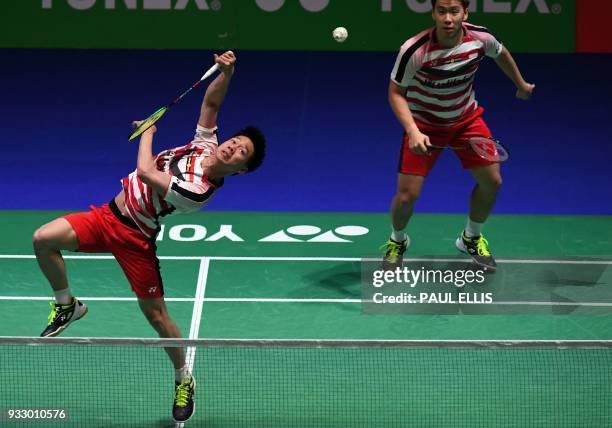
[170,64,219,106]
[128,63,219,141]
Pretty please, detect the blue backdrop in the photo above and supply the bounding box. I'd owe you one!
[1,49,610,214]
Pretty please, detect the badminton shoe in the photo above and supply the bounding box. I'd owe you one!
[456,231,497,271]
[40,298,88,337]
[381,237,409,271]
[173,376,196,423]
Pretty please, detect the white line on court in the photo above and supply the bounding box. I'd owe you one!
[3,295,612,308]
[178,257,209,428]
[0,296,195,302]
[1,254,611,264]
[188,258,209,340]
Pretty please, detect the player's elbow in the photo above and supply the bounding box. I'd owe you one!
[204,100,221,112]
[136,166,154,184]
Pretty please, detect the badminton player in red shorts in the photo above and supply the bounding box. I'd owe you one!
[382,0,534,271]
[32,51,266,423]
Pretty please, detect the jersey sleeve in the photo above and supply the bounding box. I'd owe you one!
[390,31,430,87]
[164,176,214,213]
[191,125,219,147]
[472,26,503,58]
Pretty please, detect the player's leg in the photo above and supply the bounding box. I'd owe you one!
[453,113,500,270]
[469,163,502,224]
[33,217,89,336]
[383,130,443,269]
[112,223,196,424]
[137,297,186,368]
[456,161,502,270]
[33,218,78,291]
[137,297,196,422]
[384,173,425,268]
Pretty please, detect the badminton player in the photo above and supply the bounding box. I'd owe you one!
[382,0,534,271]
[32,50,266,423]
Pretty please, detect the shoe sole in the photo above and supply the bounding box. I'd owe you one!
[44,302,88,338]
[173,377,196,423]
[455,237,497,271]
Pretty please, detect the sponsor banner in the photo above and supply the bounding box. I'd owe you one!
[1,0,573,52]
[576,0,612,53]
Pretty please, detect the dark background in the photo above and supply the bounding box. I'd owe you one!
[1,49,610,214]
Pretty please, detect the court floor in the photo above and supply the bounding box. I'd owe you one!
[1,210,612,427]
[2,210,612,340]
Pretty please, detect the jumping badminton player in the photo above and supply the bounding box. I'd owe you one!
[32,51,266,423]
[382,0,534,271]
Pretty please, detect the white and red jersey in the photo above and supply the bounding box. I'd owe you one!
[390,24,503,126]
[121,125,222,238]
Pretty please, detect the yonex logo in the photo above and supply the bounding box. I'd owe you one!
[156,224,370,243]
[42,1,221,11]
[148,287,158,294]
[256,0,329,12]
[381,0,555,14]
[41,0,558,14]
[259,225,368,243]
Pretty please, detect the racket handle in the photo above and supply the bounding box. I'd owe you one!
[200,63,219,81]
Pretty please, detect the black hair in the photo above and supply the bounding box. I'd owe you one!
[233,126,266,173]
[431,0,470,9]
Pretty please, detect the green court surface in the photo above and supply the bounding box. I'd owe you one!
[1,210,612,427]
[2,210,612,339]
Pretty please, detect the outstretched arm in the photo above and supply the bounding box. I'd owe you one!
[494,46,535,100]
[198,51,236,129]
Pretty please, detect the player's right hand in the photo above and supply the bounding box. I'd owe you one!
[215,51,236,75]
[408,130,431,155]
[132,120,157,135]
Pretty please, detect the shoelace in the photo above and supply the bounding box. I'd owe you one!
[380,241,403,262]
[475,236,491,257]
[174,381,192,407]
[47,302,60,325]
[47,301,74,325]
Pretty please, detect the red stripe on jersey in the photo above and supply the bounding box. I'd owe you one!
[407,83,472,101]
[407,92,471,113]
[422,48,483,68]
[134,178,152,217]
[137,178,157,219]
[417,66,477,82]
[126,193,156,237]
[127,183,148,220]
[413,101,477,125]
[414,74,472,90]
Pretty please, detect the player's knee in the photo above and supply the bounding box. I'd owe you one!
[396,188,420,205]
[486,174,503,190]
[143,308,168,331]
[32,227,53,251]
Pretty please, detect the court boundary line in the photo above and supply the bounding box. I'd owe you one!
[3,296,612,308]
[179,257,209,428]
[0,296,195,302]
[1,254,611,264]
[2,255,611,308]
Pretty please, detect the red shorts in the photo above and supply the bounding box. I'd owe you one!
[398,107,495,176]
[63,200,163,298]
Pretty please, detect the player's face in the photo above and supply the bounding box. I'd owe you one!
[217,135,254,174]
[432,0,468,39]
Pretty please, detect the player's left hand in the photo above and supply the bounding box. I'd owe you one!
[215,51,236,75]
[516,82,535,100]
